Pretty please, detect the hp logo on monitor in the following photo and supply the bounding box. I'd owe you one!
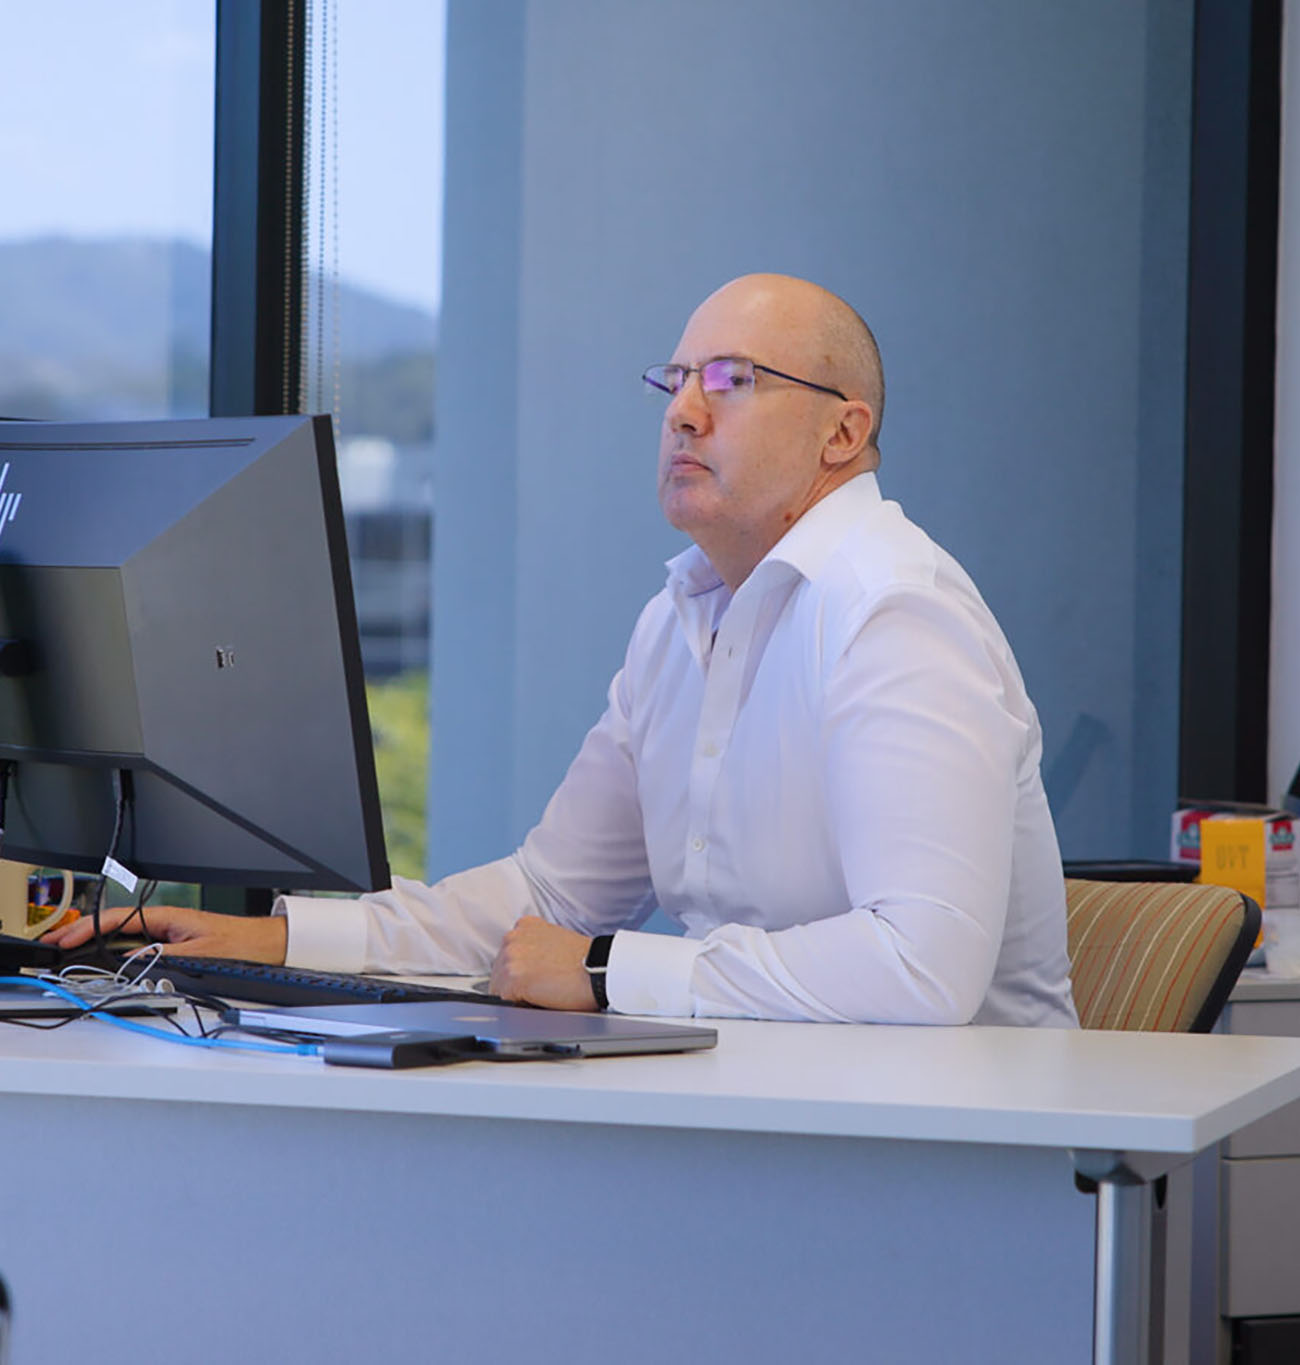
[0,464,23,542]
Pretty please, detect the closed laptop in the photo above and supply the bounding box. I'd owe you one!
[227,999,717,1058]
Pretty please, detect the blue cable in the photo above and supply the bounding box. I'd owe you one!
[0,976,321,1057]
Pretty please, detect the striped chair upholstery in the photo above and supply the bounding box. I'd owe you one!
[1065,879,1260,1032]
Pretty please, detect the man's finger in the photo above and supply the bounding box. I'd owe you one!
[42,906,136,947]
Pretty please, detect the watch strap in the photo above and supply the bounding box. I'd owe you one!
[585,933,614,1011]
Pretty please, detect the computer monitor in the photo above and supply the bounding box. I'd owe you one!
[0,414,390,894]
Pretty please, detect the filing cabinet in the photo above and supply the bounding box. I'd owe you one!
[1215,985,1300,1363]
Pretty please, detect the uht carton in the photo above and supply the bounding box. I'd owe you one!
[1171,808,1300,910]
[1172,808,1300,967]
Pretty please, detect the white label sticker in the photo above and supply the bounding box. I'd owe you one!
[101,856,139,895]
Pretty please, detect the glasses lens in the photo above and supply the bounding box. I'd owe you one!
[700,358,755,394]
[642,365,682,396]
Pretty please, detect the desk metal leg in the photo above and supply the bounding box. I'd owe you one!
[1074,1149,1178,1365]
[1093,1174,1153,1365]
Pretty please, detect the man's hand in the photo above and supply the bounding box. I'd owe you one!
[489,916,598,1011]
[41,904,288,964]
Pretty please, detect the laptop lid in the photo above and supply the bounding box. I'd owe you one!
[227,1000,717,1058]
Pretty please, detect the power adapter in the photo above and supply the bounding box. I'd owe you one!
[319,1030,484,1069]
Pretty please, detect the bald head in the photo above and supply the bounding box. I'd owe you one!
[658,274,887,589]
[690,274,885,455]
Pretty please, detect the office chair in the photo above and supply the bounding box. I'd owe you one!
[1065,878,1260,1365]
[1065,878,1260,1033]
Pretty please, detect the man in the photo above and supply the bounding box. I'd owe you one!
[51,274,1078,1027]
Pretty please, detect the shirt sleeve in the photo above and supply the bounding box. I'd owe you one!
[277,669,659,975]
[606,586,1028,1024]
[275,858,542,975]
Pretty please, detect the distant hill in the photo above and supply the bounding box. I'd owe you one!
[0,236,437,432]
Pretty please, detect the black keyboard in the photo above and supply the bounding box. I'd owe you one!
[129,955,506,1008]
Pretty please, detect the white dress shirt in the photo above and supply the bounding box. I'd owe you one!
[279,473,1078,1027]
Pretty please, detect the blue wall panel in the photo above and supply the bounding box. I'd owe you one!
[434,0,1192,875]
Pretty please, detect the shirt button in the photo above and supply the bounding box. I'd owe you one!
[691,836,705,852]
[701,742,718,758]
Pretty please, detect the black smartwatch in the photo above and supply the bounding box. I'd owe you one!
[585,934,614,1011]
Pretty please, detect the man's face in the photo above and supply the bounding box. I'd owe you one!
[656,281,841,582]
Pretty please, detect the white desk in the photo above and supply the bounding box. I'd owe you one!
[1,1015,1299,1365]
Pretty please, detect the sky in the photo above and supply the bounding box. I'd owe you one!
[0,0,446,315]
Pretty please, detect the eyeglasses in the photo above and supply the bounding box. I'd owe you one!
[641,356,847,402]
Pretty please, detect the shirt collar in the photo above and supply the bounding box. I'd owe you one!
[662,473,882,667]
[762,471,882,583]
[665,543,724,601]
[665,543,728,667]
[665,471,883,595]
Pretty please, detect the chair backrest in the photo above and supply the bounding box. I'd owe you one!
[1065,879,1260,1032]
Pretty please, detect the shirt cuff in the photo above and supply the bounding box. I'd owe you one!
[606,930,704,1016]
[274,894,369,974]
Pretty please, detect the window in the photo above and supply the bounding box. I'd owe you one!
[0,1,445,890]
[304,0,445,880]
[0,3,215,422]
